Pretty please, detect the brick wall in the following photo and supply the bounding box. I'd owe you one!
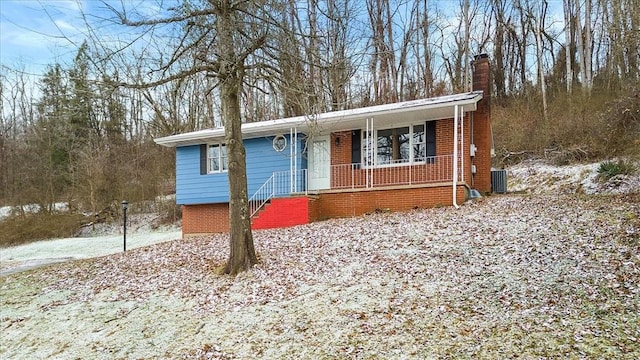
[310,185,467,220]
[331,131,352,165]
[181,197,311,236]
[472,55,492,193]
[330,119,472,187]
[182,203,229,236]
[182,184,467,236]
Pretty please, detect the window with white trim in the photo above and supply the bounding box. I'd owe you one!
[207,143,228,173]
[369,122,435,166]
[377,126,410,165]
[351,121,436,167]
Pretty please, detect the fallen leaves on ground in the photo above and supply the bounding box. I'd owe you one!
[1,193,639,359]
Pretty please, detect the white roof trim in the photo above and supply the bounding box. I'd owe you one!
[154,91,483,147]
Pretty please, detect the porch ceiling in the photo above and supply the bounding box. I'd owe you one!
[155,91,483,147]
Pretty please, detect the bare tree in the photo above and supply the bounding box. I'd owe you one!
[575,0,593,94]
[366,0,398,103]
[563,0,574,94]
[102,0,287,274]
[527,0,549,120]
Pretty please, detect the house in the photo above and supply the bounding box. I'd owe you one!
[154,55,492,237]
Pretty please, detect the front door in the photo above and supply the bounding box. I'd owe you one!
[308,135,330,190]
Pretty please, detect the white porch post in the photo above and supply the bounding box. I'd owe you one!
[290,127,293,193]
[365,117,374,188]
[453,105,460,208]
[294,127,297,192]
[289,127,298,193]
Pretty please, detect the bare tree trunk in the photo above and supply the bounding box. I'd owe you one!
[575,0,590,94]
[516,1,528,90]
[492,0,507,99]
[628,0,640,81]
[463,0,471,91]
[563,0,573,94]
[584,0,593,93]
[216,1,258,275]
[367,0,397,103]
[418,0,434,97]
[533,11,548,121]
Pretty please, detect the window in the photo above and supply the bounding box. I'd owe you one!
[207,143,228,173]
[426,121,436,158]
[377,126,410,165]
[413,124,426,161]
[273,135,287,152]
[357,122,436,167]
[351,130,361,164]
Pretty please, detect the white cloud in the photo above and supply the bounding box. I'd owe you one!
[53,18,79,32]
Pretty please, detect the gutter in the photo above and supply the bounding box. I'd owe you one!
[154,91,483,148]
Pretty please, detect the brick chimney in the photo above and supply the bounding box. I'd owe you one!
[471,54,492,193]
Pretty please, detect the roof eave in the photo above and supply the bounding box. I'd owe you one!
[154,91,484,148]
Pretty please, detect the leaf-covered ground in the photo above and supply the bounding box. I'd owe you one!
[1,192,638,359]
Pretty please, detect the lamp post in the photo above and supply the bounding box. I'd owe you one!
[121,200,128,252]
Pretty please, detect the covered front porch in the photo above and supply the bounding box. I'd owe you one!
[249,93,480,218]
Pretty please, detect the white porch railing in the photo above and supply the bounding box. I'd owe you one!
[249,169,307,217]
[330,154,456,189]
[249,154,458,216]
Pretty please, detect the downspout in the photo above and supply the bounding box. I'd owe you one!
[453,105,460,209]
[470,112,474,187]
[461,106,464,183]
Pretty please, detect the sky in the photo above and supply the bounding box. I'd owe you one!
[1,0,566,82]
[1,0,97,72]
[0,0,170,75]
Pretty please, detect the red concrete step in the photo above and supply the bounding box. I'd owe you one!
[251,196,309,230]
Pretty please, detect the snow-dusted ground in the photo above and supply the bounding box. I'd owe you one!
[507,158,640,195]
[0,229,181,276]
[0,159,638,359]
[0,203,69,221]
[0,213,181,276]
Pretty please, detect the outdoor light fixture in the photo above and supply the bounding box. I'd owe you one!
[121,200,128,252]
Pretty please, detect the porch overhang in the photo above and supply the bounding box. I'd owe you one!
[154,91,483,147]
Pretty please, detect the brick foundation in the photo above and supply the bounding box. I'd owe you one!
[181,184,467,237]
[310,184,468,220]
[181,203,229,236]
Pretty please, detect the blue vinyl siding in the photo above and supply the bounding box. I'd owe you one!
[176,135,306,205]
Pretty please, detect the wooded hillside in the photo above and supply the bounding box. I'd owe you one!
[1,0,638,213]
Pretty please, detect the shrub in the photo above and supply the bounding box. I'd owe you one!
[0,212,87,247]
[155,197,182,225]
[492,88,640,162]
[597,160,636,181]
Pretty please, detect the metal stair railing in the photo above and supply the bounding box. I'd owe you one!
[249,174,275,217]
[248,169,308,218]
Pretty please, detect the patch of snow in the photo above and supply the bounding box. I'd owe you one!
[76,213,179,237]
[0,229,181,275]
[0,206,11,220]
[0,203,69,220]
[506,158,640,195]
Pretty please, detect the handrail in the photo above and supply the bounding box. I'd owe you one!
[248,169,307,218]
[248,174,275,217]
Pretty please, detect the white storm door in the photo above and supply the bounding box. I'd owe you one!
[308,135,331,190]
